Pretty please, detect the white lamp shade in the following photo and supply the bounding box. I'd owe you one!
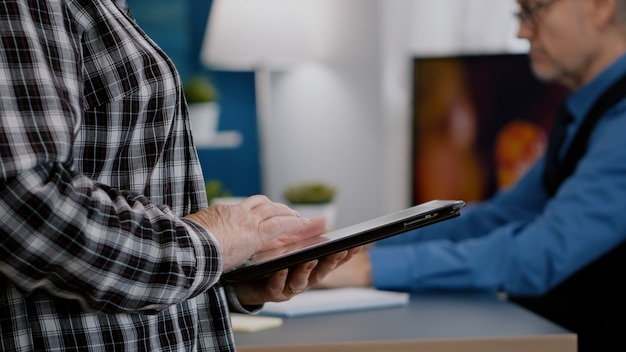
[202,0,330,70]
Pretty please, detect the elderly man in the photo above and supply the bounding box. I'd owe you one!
[320,1,626,350]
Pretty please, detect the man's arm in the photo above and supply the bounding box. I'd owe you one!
[371,110,626,294]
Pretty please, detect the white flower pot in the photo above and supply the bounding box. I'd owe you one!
[188,102,219,147]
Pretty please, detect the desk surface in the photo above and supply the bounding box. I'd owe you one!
[234,292,576,352]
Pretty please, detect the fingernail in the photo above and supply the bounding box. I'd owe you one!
[305,260,318,271]
[338,251,348,260]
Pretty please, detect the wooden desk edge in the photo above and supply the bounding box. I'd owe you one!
[237,333,577,352]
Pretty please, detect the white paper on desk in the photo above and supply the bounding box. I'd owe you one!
[230,313,283,333]
[260,287,410,317]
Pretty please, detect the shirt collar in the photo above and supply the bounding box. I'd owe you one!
[566,52,626,122]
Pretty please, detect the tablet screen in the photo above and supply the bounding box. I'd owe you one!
[221,199,465,283]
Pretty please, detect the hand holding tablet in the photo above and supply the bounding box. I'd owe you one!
[221,199,465,283]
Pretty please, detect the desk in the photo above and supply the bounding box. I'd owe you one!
[234,293,576,352]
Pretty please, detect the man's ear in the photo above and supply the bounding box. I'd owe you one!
[589,0,617,26]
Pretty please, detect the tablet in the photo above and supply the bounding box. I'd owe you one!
[220,199,465,283]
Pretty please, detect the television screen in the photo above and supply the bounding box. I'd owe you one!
[411,53,569,205]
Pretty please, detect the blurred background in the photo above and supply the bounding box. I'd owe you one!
[126,0,567,228]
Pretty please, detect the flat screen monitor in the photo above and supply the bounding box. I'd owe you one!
[411,53,569,205]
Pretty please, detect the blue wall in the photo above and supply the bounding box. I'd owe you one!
[127,0,261,198]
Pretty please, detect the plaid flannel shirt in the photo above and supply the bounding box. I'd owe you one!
[0,0,238,350]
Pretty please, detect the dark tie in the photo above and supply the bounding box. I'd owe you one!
[542,105,573,195]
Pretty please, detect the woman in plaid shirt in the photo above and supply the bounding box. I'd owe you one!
[0,1,356,350]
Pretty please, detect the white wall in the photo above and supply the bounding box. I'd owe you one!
[265,0,383,227]
[265,0,527,227]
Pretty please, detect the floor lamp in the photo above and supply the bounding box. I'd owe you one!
[200,0,327,196]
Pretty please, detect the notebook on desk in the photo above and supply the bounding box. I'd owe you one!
[261,287,410,317]
[221,199,465,283]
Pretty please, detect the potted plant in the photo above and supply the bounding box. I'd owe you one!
[204,179,231,205]
[284,181,337,230]
[184,74,219,147]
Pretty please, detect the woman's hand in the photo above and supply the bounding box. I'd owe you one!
[185,195,317,270]
[234,247,362,305]
[315,249,373,289]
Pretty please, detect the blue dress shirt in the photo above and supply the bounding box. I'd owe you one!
[371,53,626,296]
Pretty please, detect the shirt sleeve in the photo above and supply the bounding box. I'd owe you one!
[0,1,222,315]
[371,106,626,295]
[223,285,264,314]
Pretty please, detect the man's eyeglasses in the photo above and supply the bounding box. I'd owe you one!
[515,0,563,28]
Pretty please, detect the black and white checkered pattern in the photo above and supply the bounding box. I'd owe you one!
[0,0,236,350]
